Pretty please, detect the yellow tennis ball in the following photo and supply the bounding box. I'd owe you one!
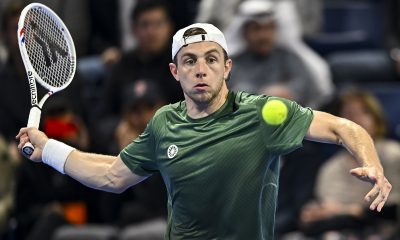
[262,100,288,125]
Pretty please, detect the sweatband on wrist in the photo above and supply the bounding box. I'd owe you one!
[42,139,75,174]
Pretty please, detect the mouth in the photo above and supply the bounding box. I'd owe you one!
[194,83,209,90]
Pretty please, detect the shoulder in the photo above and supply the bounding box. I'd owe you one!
[233,91,305,111]
[146,102,184,136]
[234,91,266,104]
[151,102,184,123]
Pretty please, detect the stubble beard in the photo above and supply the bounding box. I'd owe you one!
[185,77,225,106]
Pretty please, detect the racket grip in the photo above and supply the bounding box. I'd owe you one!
[27,107,42,128]
[22,142,35,156]
[23,107,42,156]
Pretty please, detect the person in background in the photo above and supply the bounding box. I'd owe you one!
[96,0,183,154]
[299,89,400,239]
[115,80,166,150]
[226,0,330,109]
[101,0,182,115]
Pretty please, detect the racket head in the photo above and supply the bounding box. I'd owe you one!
[17,3,76,93]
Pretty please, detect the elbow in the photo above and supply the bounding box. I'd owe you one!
[330,118,353,146]
[103,175,129,194]
[334,117,370,144]
[103,170,130,194]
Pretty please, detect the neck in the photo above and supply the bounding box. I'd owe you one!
[185,86,229,119]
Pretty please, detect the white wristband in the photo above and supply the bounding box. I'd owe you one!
[42,139,75,174]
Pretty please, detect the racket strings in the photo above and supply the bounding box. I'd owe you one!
[24,7,73,88]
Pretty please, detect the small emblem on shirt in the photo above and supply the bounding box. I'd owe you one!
[167,144,178,159]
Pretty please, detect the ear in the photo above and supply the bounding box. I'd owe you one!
[169,63,179,81]
[224,59,233,80]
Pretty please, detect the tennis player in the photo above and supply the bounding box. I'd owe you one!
[17,23,392,239]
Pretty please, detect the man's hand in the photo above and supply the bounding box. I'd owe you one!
[16,127,49,162]
[350,166,392,212]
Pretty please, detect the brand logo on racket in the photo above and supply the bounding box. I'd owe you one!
[27,71,37,105]
[167,145,178,159]
[29,21,68,67]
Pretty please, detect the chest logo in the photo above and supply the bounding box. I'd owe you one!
[167,144,178,159]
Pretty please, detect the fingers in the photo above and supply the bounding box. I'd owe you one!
[17,134,30,149]
[364,185,380,202]
[352,167,392,212]
[16,127,30,139]
[16,127,35,157]
[366,175,392,212]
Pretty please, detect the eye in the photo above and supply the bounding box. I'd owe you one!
[184,58,195,65]
[207,57,217,64]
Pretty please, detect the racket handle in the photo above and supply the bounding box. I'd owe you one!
[23,107,42,156]
[27,107,42,128]
[22,142,35,156]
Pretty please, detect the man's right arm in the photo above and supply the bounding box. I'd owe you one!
[17,127,147,193]
[64,151,147,193]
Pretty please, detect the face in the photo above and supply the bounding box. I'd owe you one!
[133,7,173,54]
[169,41,232,105]
[244,20,276,55]
[340,99,376,137]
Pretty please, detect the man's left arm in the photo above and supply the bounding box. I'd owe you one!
[305,110,392,212]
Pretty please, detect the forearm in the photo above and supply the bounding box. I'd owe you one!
[307,111,383,170]
[334,119,383,170]
[64,151,129,193]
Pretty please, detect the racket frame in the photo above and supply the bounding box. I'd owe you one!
[17,3,76,155]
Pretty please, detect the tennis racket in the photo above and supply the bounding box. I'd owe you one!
[17,3,76,156]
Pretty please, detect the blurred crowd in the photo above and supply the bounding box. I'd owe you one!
[0,0,399,239]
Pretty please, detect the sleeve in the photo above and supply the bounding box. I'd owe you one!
[119,118,159,177]
[257,96,314,155]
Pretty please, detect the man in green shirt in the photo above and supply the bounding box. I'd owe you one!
[17,23,392,240]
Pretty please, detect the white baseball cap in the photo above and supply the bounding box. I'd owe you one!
[171,23,229,60]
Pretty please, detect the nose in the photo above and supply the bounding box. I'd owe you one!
[195,60,207,79]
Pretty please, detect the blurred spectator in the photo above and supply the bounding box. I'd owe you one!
[42,103,90,151]
[120,0,200,52]
[226,0,331,108]
[196,0,322,37]
[96,0,183,154]
[0,135,19,238]
[274,0,333,107]
[298,89,400,239]
[115,80,165,150]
